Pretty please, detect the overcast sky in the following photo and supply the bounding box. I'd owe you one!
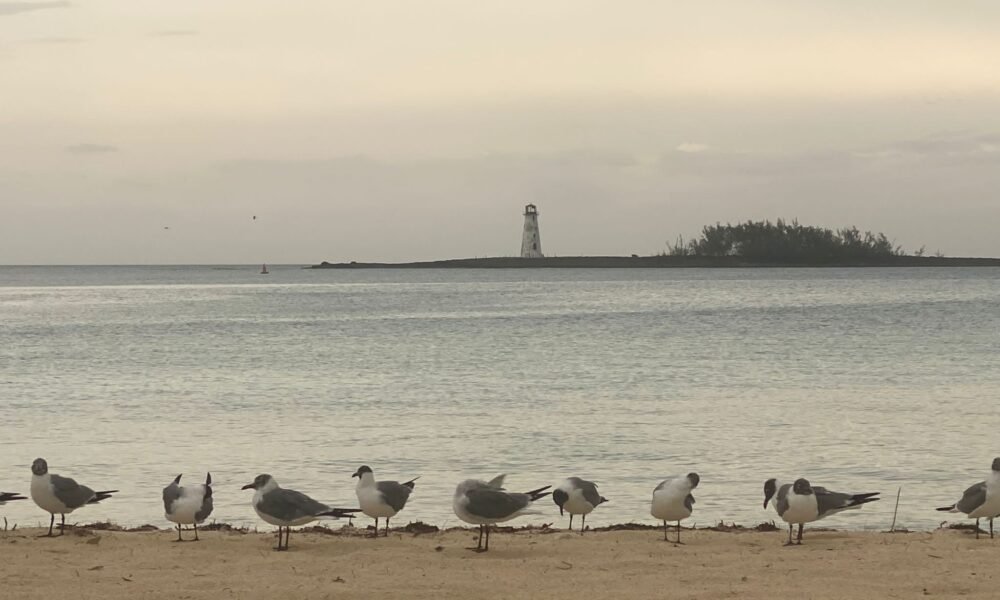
[2,1,999,264]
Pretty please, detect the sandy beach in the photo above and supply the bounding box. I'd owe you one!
[0,523,994,599]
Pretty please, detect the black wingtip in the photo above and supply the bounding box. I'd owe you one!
[848,496,880,508]
[936,505,955,512]
[318,508,363,518]
[599,496,609,504]
[853,492,880,500]
[525,485,552,501]
[403,476,420,489]
[0,493,27,502]
[88,490,118,504]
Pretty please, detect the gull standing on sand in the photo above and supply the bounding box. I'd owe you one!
[352,465,417,538]
[453,474,551,552]
[552,477,608,534]
[242,474,360,551]
[29,458,117,536]
[651,472,699,544]
[770,478,880,545]
[764,478,880,522]
[163,473,214,542]
[936,457,1000,539]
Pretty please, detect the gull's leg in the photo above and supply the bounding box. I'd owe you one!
[471,524,483,551]
[991,518,995,540]
[372,518,379,539]
[663,520,668,541]
[485,525,490,551]
[581,514,586,535]
[785,524,794,546]
[797,523,804,545]
[675,521,685,545]
[59,514,66,536]
[43,513,54,537]
[385,517,391,537]
[194,523,199,542]
[175,524,183,542]
[568,514,573,531]
[976,519,981,540]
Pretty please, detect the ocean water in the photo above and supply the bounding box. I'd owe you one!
[1,265,999,533]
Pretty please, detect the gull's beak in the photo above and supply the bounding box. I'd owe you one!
[241,482,256,490]
[763,499,769,509]
[351,470,360,478]
[559,506,564,516]
[206,473,212,486]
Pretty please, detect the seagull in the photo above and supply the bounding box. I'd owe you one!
[936,457,1000,539]
[163,473,213,542]
[552,477,608,534]
[651,472,699,544]
[453,475,551,552]
[241,474,360,551]
[764,478,880,523]
[770,478,880,545]
[352,465,417,538]
[29,458,117,537]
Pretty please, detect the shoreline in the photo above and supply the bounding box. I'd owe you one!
[3,517,980,536]
[2,525,994,599]
[309,255,1000,269]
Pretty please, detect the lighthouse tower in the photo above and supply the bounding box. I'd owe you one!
[520,204,543,258]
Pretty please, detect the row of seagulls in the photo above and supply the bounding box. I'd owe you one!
[8,458,1000,549]
[163,473,214,541]
[936,458,1000,539]
[29,458,117,537]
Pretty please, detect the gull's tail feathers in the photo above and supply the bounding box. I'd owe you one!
[847,493,881,508]
[318,508,363,519]
[89,490,118,504]
[524,486,552,502]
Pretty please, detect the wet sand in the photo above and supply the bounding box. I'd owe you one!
[1,524,995,599]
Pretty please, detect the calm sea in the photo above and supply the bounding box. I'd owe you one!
[1,265,999,532]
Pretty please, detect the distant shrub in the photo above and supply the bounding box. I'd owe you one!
[669,219,908,261]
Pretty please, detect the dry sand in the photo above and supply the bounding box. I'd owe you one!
[0,523,996,599]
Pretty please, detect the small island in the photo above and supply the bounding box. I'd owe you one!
[311,220,1000,268]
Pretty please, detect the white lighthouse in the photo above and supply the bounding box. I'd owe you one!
[520,204,543,258]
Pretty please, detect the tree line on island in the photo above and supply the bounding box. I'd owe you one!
[665,219,940,262]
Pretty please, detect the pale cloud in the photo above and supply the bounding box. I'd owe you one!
[676,143,710,154]
[0,1,69,16]
[66,143,118,154]
[149,30,198,37]
[27,36,83,44]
